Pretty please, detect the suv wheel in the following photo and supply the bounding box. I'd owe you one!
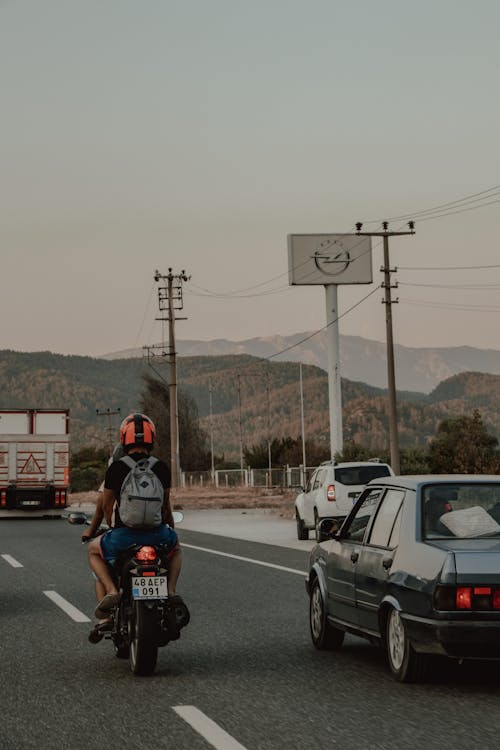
[314,509,320,541]
[296,511,308,541]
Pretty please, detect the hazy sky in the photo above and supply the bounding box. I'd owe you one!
[2,0,500,357]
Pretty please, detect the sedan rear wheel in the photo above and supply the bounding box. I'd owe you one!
[386,606,428,682]
[309,578,344,650]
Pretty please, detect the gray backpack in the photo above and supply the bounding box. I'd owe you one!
[118,455,164,529]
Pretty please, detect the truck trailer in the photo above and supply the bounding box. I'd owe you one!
[0,409,70,518]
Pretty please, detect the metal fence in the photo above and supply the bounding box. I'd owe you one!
[180,466,314,489]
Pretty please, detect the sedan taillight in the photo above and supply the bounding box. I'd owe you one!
[435,585,500,611]
[327,484,336,502]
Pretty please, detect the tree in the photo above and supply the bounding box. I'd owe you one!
[139,373,211,471]
[71,446,109,491]
[428,410,499,474]
[399,447,431,475]
[243,436,330,468]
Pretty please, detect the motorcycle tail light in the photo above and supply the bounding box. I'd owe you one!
[327,484,336,501]
[135,546,157,562]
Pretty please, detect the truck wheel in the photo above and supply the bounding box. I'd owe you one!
[296,511,308,540]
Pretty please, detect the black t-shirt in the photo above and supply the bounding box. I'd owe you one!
[104,451,171,528]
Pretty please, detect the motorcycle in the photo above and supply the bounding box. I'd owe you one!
[70,510,190,676]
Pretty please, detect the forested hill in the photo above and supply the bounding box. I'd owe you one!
[0,350,498,458]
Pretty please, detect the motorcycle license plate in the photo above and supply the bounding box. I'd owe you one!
[132,576,168,600]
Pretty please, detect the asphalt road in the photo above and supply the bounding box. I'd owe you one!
[2,518,500,750]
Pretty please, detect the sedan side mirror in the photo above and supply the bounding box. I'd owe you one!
[318,518,340,543]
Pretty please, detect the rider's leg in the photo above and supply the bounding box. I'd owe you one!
[87,538,118,596]
[95,578,106,601]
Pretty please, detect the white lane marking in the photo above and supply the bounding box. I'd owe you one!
[173,706,248,750]
[182,543,304,576]
[43,590,91,623]
[1,554,23,568]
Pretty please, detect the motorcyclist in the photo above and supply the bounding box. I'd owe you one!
[86,413,183,632]
[82,442,125,604]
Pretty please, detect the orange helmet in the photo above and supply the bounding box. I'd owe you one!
[119,413,156,449]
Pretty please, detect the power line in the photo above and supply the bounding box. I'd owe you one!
[400,297,500,312]
[185,181,500,303]
[364,182,500,224]
[185,234,385,301]
[185,282,292,299]
[409,195,500,223]
[399,263,500,271]
[399,281,500,289]
[266,286,381,361]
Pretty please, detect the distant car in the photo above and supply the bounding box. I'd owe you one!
[306,474,500,682]
[294,460,394,540]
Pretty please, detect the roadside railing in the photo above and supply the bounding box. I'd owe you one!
[180,466,313,489]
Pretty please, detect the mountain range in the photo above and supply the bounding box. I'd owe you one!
[0,349,499,462]
[101,332,500,394]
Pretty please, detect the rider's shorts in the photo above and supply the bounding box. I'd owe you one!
[99,525,179,565]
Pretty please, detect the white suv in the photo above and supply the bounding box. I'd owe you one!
[294,460,394,540]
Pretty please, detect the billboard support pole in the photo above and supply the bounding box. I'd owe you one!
[287,233,374,467]
[324,284,343,460]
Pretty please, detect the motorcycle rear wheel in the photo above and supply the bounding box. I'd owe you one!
[129,601,159,676]
[114,642,130,659]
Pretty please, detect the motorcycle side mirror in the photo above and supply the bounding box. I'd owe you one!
[173,510,184,524]
[66,511,88,525]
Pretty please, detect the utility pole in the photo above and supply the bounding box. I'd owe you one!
[299,362,307,486]
[355,221,415,475]
[153,268,190,489]
[237,373,244,484]
[208,377,215,483]
[96,408,121,454]
[266,370,272,488]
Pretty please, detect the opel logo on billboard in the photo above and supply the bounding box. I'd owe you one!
[313,238,351,277]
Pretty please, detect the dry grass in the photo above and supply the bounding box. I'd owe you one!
[68,485,297,518]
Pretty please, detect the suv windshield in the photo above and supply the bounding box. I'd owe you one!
[334,465,390,486]
[423,483,500,539]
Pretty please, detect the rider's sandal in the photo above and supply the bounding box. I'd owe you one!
[88,619,112,644]
[95,592,121,619]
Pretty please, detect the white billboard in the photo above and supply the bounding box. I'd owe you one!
[288,234,373,285]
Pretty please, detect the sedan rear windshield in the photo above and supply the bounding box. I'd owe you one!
[423,483,500,539]
[334,465,391,486]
